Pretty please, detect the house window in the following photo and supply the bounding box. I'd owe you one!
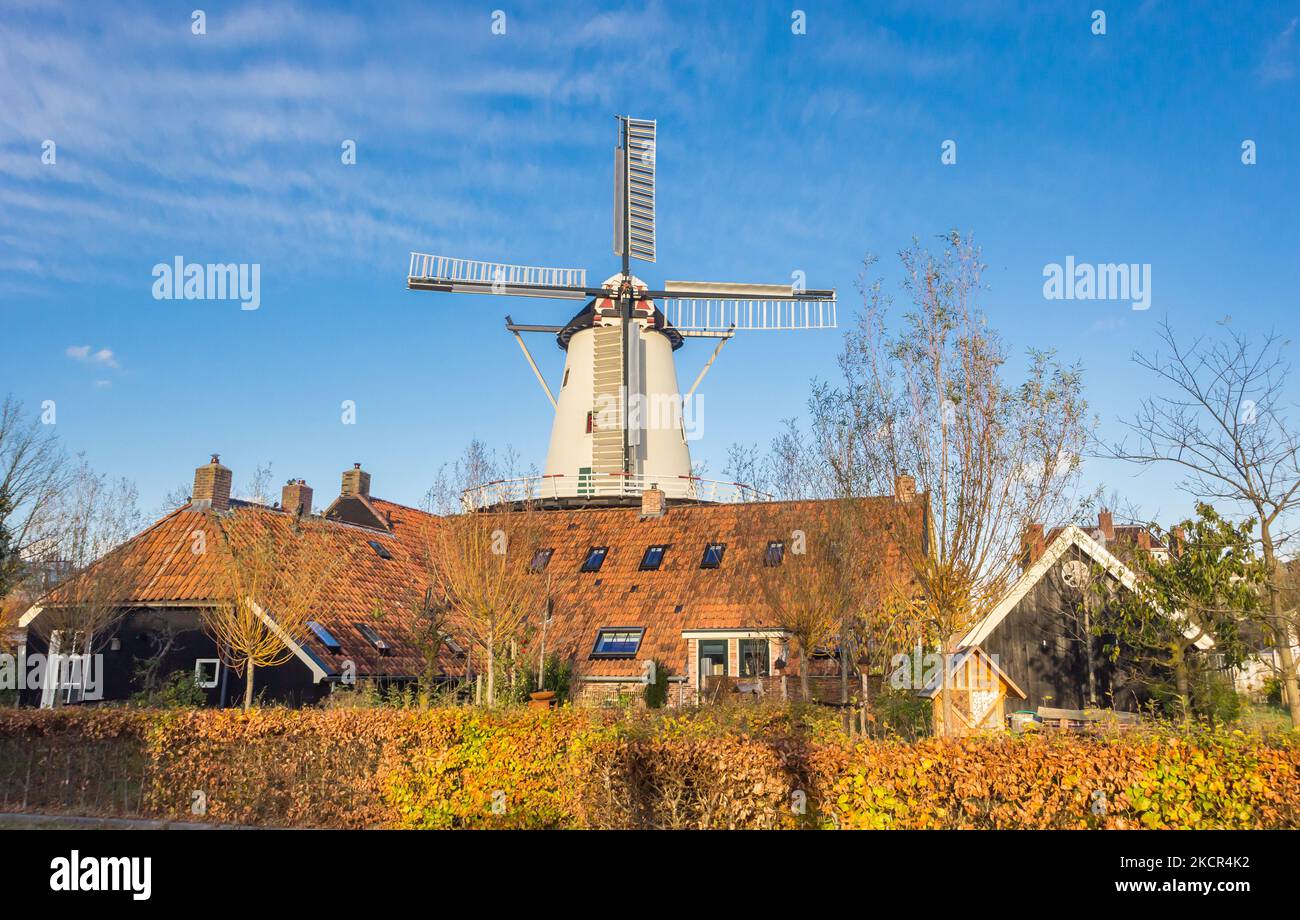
[194,659,220,689]
[367,540,393,560]
[739,639,770,677]
[640,545,667,571]
[530,548,554,573]
[581,546,608,573]
[698,639,727,678]
[763,541,785,566]
[700,542,726,569]
[591,628,644,658]
[355,622,391,655]
[308,621,342,653]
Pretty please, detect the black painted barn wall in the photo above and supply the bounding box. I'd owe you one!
[19,607,326,708]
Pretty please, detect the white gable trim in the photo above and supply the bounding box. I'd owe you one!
[960,525,1213,651]
[250,598,330,683]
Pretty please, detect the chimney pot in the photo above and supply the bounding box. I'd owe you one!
[193,455,232,512]
[282,479,313,517]
[641,485,667,519]
[894,474,916,503]
[1098,510,1115,541]
[341,464,371,498]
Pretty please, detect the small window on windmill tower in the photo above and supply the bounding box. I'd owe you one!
[585,411,594,434]
[763,541,785,567]
[700,542,726,569]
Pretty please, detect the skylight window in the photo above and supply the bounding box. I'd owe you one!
[700,542,726,569]
[355,622,391,655]
[367,540,393,560]
[640,545,667,571]
[764,541,785,567]
[530,548,554,573]
[590,627,644,659]
[581,546,608,573]
[308,621,342,653]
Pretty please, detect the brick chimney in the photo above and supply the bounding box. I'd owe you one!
[894,474,916,504]
[641,484,667,519]
[1170,525,1186,557]
[1022,523,1045,565]
[341,463,371,498]
[1098,509,1115,542]
[282,479,312,516]
[193,454,232,512]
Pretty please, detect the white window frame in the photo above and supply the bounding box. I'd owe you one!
[194,658,221,689]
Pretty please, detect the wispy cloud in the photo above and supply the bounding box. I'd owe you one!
[1259,17,1297,84]
[66,345,119,368]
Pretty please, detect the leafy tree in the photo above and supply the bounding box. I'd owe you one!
[1104,503,1264,723]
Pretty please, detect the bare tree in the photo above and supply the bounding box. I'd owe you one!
[421,505,545,706]
[832,234,1091,631]
[0,395,68,595]
[1105,319,1300,726]
[23,457,144,703]
[204,512,343,710]
[808,234,1093,734]
[238,461,275,505]
[422,439,532,515]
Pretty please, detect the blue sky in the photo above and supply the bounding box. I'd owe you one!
[2,0,1298,522]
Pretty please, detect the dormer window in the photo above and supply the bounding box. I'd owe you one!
[700,542,725,569]
[581,546,608,573]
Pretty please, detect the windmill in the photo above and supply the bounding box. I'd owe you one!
[408,115,837,509]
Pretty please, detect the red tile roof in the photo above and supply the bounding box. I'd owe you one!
[35,491,927,685]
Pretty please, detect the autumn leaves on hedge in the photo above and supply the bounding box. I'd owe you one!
[0,707,1296,829]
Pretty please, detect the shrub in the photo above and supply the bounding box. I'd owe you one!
[0,707,1295,829]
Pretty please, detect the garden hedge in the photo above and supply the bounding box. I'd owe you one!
[0,706,1295,829]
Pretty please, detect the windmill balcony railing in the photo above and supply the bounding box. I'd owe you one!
[460,473,772,511]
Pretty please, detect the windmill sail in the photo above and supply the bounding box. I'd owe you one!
[408,253,589,299]
[658,280,837,334]
[613,116,656,264]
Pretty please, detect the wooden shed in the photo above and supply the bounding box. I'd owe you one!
[919,645,1027,736]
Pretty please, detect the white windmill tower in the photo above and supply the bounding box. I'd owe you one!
[408,115,837,509]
